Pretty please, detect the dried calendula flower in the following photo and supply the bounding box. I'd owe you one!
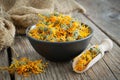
[29,13,91,42]
[0,57,48,77]
[74,45,101,71]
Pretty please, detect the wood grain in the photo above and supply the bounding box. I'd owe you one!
[72,11,120,80]
[0,0,120,79]
[9,11,120,80]
[0,50,11,80]
[76,0,120,46]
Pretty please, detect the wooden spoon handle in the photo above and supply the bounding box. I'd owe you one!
[99,39,113,52]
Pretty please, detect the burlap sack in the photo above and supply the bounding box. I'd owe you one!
[0,0,86,50]
[0,17,15,51]
[7,0,86,34]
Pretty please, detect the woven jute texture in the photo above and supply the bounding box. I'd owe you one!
[0,0,86,50]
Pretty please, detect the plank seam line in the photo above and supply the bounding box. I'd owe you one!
[82,13,120,47]
[7,47,15,80]
[84,16,119,80]
[95,36,118,80]
[103,58,119,80]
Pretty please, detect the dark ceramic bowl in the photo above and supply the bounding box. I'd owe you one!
[26,24,93,62]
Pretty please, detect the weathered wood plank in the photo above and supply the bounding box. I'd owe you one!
[0,50,11,80]
[12,35,119,80]
[12,36,84,80]
[76,0,120,46]
[72,12,120,80]
[10,11,120,80]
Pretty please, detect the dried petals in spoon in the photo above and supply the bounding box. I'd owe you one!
[72,39,113,73]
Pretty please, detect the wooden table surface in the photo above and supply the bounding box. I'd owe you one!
[0,0,120,80]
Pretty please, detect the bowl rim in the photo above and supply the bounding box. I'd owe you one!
[26,23,94,44]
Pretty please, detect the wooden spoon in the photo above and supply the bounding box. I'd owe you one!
[72,39,113,73]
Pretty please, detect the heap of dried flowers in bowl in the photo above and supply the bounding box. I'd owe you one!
[26,13,93,62]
